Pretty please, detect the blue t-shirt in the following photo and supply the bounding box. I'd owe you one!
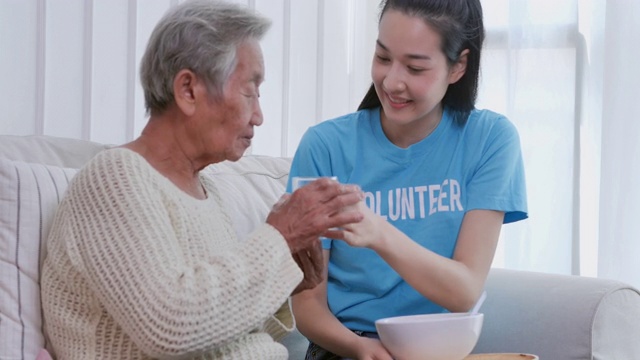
[287,107,528,332]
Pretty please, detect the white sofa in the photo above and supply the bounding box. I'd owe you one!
[1,134,640,360]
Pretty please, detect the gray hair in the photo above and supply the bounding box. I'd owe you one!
[140,0,271,115]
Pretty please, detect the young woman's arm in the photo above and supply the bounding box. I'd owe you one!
[292,250,393,360]
[339,204,503,312]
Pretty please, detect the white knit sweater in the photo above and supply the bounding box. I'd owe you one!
[41,148,303,359]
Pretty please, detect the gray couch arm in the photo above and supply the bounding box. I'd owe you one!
[474,268,640,359]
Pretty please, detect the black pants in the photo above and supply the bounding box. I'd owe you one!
[304,331,379,360]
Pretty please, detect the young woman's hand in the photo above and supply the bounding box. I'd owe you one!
[354,337,394,360]
[326,201,389,249]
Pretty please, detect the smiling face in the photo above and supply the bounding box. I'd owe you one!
[196,39,265,162]
[372,10,466,147]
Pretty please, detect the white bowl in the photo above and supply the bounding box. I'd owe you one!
[375,312,484,360]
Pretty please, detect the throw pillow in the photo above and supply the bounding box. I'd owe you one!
[0,158,77,360]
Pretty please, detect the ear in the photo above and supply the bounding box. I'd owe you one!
[448,49,469,84]
[173,69,202,116]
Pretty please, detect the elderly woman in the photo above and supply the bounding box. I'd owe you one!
[40,1,364,359]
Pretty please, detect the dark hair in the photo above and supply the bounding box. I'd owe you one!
[358,0,485,126]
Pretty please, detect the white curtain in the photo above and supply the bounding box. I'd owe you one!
[481,0,640,290]
[1,0,639,289]
[598,0,640,287]
[478,0,582,275]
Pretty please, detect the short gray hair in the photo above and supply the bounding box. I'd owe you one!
[140,0,271,114]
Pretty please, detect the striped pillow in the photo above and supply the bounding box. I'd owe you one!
[0,158,77,360]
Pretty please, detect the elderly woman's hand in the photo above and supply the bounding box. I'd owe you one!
[266,178,364,253]
[290,240,324,295]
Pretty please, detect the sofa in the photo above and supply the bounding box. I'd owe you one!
[1,134,640,360]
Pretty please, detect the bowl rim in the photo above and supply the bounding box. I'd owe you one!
[375,312,483,325]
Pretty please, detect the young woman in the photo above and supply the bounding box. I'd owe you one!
[287,0,528,359]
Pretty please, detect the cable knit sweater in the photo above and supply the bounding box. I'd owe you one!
[41,148,303,359]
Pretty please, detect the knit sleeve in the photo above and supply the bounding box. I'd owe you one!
[61,150,303,358]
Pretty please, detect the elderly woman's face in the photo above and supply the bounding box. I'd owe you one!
[200,39,265,162]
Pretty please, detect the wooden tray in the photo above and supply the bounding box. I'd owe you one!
[465,354,538,360]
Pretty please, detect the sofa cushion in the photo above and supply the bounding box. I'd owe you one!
[202,155,293,241]
[0,134,109,168]
[0,158,78,359]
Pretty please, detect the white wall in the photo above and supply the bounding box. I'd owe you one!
[0,0,377,157]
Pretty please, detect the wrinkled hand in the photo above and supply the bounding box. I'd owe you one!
[324,200,388,249]
[355,337,394,360]
[290,240,324,295]
[266,178,364,253]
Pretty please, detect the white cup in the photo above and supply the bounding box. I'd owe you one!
[291,176,338,191]
[291,176,340,234]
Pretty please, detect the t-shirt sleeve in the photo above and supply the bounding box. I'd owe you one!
[465,116,528,223]
[288,127,336,249]
[287,128,334,191]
